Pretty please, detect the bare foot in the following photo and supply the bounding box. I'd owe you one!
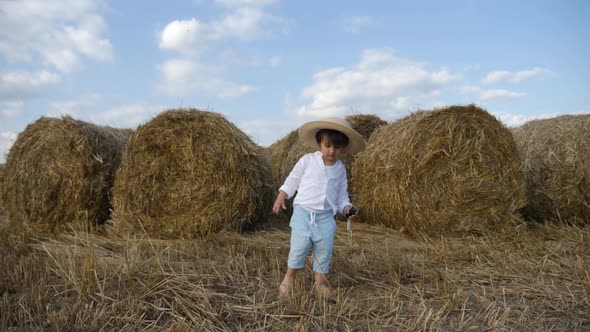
[278,282,291,297]
[315,283,331,297]
[314,272,331,297]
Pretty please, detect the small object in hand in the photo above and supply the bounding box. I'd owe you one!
[345,206,358,218]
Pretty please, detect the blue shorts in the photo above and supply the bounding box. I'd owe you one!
[288,205,337,274]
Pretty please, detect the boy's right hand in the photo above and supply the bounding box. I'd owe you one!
[273,191,287,215]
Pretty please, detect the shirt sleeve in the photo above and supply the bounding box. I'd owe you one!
[279,155,306,199]
[336,166,352,215]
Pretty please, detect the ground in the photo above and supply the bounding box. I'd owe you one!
[0,211,588,331]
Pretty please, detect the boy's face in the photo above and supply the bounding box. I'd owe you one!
[319,136,345,165]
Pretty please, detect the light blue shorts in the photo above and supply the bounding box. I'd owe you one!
[288,205,337,274]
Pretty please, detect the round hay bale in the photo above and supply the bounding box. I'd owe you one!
[0,163,5,217]
[341,114,388,176]
[0,116,133,232]
[351,105,526,238]
[268,130,302,187]
[112,109,273,238]
[512,114,590,224]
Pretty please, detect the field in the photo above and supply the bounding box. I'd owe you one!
[1,211,588,331]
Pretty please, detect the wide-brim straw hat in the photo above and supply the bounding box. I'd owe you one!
[298,117,366,155]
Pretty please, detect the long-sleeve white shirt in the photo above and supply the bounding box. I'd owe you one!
[279,151,351,216]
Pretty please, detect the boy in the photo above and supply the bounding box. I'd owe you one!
[273,117,366,297]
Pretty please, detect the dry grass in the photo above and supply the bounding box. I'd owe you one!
[1,211,588,331]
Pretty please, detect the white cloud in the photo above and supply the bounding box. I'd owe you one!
[0,100,25,117]
[479,89,526,102]
[214,0,278,8]
[491,111,559,127]
[459,85,526,104]
[0,0,113,73]
[50,95,161,128]
[483,67,550,84]
[458,85,481,95]
[49,93,102,118]
[344,15,376,33]
[0,131,17,162]
[239,119,294,146]
[89,103,161,128]
[296,49,461,119]
[159,19,212,56]
[217,49,281,67]
[0,70,61,98]
[158,8,286,55]
[157,58,258,98]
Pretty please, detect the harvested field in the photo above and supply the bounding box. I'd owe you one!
[352,105,526,239]
[112,109,273,238]
[512,114,590,224]
[0,116,132,233]
[0,217,588,331]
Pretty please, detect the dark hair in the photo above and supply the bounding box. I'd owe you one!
[315,129,349,147]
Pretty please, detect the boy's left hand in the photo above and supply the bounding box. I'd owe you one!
[344,205,359,219]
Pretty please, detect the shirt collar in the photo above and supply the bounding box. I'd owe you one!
[313,151,325,169]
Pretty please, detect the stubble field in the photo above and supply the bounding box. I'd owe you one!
[1,211,588,331]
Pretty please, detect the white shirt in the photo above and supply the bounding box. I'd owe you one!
[279,151,351,216]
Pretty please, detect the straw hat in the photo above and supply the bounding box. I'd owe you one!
[298,117,366,155]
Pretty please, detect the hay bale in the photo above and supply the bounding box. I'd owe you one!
[268,130,302,187]
[512,114,590,224]
[0,116,133,232]
[341,114,388,176]
[0,164,5,216]
[351,105,526,238]
[112,109,273,238]
[269,114,387,187]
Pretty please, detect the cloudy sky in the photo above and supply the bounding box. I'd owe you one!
[1,0,589,162]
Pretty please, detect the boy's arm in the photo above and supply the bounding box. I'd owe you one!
[273,156,306,214]
[336,168,353,216]
[273,190,288,215]
[279,155,306,199]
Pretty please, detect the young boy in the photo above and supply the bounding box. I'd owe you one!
[272,117,366,297]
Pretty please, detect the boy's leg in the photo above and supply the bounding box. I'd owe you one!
[310,212,337,295]
[314,272,330,294]
[279,267,298,296]
[280,205,311,296]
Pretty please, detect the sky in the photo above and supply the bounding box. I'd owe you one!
[1,0,589,163]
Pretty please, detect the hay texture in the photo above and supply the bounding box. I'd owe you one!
[0,116,133,232]
[351,105,525,238]
[269,114,387,187]
[512,114,590,224]
[112,109,273,238]
[0,164,5,215]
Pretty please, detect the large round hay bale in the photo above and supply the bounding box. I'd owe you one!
[0,116,133,232]
[351,105,526,238]
[112,109,273,238]
[269,114,387,187]
[341,114,388,175]
[0,163,5,215]
[268,130,302,187]
[512,114,590,224]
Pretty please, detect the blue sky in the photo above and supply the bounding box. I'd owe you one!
[1,0,589,162]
